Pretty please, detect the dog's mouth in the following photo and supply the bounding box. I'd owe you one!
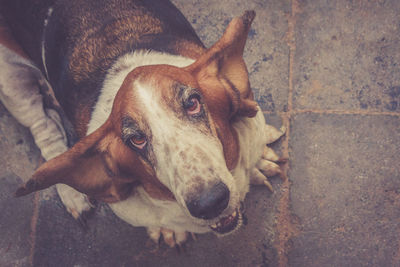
[209,209,241,234]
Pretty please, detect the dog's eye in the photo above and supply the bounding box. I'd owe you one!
[185,96,201,115]
[129,135,147,149]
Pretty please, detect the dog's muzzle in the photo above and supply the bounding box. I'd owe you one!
[185,182,242,234]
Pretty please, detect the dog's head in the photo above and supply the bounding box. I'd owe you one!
[16,11,257,234]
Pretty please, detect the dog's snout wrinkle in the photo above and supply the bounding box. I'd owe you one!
[186,182,230,220]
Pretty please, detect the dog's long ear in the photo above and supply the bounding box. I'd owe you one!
[15,120,137,202]
[185,10,258,118]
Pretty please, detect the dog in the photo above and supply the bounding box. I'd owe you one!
[0,0,284,247]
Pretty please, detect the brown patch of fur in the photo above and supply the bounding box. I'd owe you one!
[184,11,258,119]
[185,73,239,169]
[73,103,92,138]
[69,14,163,83]
[173,39,205,60]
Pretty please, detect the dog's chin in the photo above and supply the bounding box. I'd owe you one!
[209,208,242,236]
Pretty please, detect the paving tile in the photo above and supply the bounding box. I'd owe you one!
[293,0,400,112]
[0,174,35,267]
[172,0,290,112]
[0,103,41,267]
[288,113,400,266]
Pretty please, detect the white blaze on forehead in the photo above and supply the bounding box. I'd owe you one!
[87,50,194,135]
[134,80,233,204]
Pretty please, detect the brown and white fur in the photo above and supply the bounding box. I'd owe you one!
[0,0,284,247]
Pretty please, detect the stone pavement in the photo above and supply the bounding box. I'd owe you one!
[1,0,399,266]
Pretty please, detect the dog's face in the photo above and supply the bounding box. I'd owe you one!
[113,64,250,233]
[16,11,258,234]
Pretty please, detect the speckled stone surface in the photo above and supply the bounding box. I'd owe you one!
[288,114,400,267]
[0,0,399,266]
[292,0,400,112]
[0,103,40,267]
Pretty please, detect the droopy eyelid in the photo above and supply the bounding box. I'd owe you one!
[121,116,145,143]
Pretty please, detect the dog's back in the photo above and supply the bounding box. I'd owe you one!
[1,0,205,133]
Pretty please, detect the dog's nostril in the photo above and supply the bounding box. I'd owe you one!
[186,182,230,220]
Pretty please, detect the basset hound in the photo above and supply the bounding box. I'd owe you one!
[0,0,284,247]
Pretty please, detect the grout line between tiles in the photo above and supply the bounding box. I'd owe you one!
[273,1,301,267]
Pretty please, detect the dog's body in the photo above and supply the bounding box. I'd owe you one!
[0,0,284,246]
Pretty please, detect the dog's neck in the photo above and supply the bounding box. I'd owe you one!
[86,50,195,135]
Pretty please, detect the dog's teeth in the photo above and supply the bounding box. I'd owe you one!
[217,222,222,228]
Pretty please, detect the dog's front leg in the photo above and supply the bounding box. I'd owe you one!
[0,46,68,160]
[0,45,93,221]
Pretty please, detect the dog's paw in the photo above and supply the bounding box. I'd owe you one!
[56,184,95,225]
[146,227,190,248]
[257,156,282,177]
[250,167,274,191]
[262,146,280,162]
[251,146,283,191]
[251,123,286,191]
[265,124,285,144]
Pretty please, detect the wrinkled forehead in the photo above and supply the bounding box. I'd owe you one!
[134,65,199,99]
[115,65,205,127]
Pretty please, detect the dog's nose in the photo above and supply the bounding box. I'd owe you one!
[186,182,230,220]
